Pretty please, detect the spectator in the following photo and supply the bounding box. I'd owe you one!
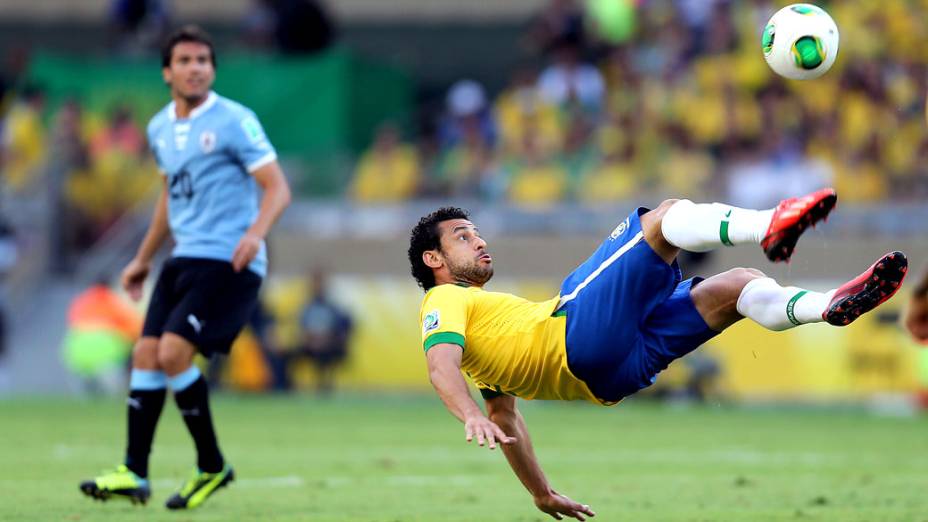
[61,277,142,394]
[495,67,563,157]
[351,123,420,203]
[108,0,171,55]
[506,125,569,207]
[298,269,353,396]
[440,79,496,149]
[246,0,336,54]
[537,37,605,113]
[0,85,46,193]
[526,0,587,55]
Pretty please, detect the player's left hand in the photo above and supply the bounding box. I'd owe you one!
[232,232,262,272]
[533,490,595,520]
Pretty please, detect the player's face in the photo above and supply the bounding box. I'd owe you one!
[437,219,494,286]
[163,42,215,102]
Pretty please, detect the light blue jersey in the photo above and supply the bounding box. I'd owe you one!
[147,91,276,277]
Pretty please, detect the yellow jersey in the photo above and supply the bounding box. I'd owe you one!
[419,283,601,404]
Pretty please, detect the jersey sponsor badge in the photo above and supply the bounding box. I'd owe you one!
[423,310,440,335]
[609,217,630,240]
[199,131,216,153]
[241,117,265,143]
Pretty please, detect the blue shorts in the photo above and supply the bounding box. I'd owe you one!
[559,208,719,403]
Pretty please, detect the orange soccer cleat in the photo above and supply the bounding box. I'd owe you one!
[761,188,838,262]
[823,251,908,327]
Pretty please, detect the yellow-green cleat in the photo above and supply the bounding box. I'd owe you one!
[79,465,151,505]
[165,464,234,509]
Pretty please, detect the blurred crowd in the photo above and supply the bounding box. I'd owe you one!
[1,86,159,265]
[3,0,928,265]
[351,0,928,208]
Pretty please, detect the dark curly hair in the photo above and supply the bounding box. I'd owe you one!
[408,207,470,291]
[162,25,216,68]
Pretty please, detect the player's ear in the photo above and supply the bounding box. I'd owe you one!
[162,67,172,86]
[422,250,443,270]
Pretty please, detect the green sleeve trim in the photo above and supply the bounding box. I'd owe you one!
[424,332,465,352]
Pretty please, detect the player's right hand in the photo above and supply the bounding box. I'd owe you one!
[121,258,151,302]
[534,490,596,521]
[903,293,928,343]
[464,415,516,450]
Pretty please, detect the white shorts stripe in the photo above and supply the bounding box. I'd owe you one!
[557,231,645,310]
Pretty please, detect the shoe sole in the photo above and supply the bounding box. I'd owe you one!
[823,251,908,326]
[79,482,150,505]
[764,192,837,262]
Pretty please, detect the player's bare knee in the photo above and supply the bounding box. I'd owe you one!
[156,344,190,375]
[728,267,766,287]
[131,337,161,370]
[656,199,681,215]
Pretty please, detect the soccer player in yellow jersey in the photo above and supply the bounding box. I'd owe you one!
[408,190,908,520]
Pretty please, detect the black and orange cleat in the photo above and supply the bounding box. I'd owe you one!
[761,188,837,263]
[823,251,908,327]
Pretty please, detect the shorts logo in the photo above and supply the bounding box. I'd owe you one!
[609,218,630,240]
[187,314,205,334]
[423,310,440,335]
[199,131,216,153]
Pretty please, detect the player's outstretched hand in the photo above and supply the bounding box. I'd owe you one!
[534,490,596,521]
[232,232,262,273]
[121,258,150,302]
[903,293,928,343]
[464,415,517,450]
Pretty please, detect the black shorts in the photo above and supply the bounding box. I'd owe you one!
[141,257,262,356]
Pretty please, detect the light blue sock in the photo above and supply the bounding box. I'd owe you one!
[168,366,202,392]
[129,369,167,391]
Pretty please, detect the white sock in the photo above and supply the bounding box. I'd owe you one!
[661,200,775,252]
[736,277,835,331]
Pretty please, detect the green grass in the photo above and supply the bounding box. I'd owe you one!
[0,394,926,521]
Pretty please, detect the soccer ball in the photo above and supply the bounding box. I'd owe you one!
[762,4,839,80]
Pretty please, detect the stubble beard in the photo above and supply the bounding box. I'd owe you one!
[447,258,493,287]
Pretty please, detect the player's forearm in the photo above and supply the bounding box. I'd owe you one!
[428,362,484,423]
[247,170,291,240]
[135,188,170,263]
[491,409,553,498]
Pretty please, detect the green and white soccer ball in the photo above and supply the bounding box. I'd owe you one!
[762,4,839,80]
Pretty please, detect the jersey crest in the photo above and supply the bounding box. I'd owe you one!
[423,310,440,335]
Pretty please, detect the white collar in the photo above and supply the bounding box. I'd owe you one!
[168,91,218,122]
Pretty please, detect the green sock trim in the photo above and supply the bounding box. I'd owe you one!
[786,290,808,326]
[719,220,734,247]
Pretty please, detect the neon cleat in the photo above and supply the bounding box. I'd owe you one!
[823,251,908,327]
[79,465,151,505]
[165,464,234,510]
[761,188,838,262]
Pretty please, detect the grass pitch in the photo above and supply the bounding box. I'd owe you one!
[0,394,926,521]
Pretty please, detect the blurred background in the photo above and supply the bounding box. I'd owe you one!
[1,0,927,407]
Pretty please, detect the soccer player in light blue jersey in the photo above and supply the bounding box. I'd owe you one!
[80,26,291,509]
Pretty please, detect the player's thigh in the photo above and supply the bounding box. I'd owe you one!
[639,199,681,264]
[634,276,748,389]
[140,259,182,340]
[560,207,682,345]
[162,259,262,357]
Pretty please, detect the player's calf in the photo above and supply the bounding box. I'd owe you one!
[691,267,767,331]
[659,189,837,263]
[737,252,907,331]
